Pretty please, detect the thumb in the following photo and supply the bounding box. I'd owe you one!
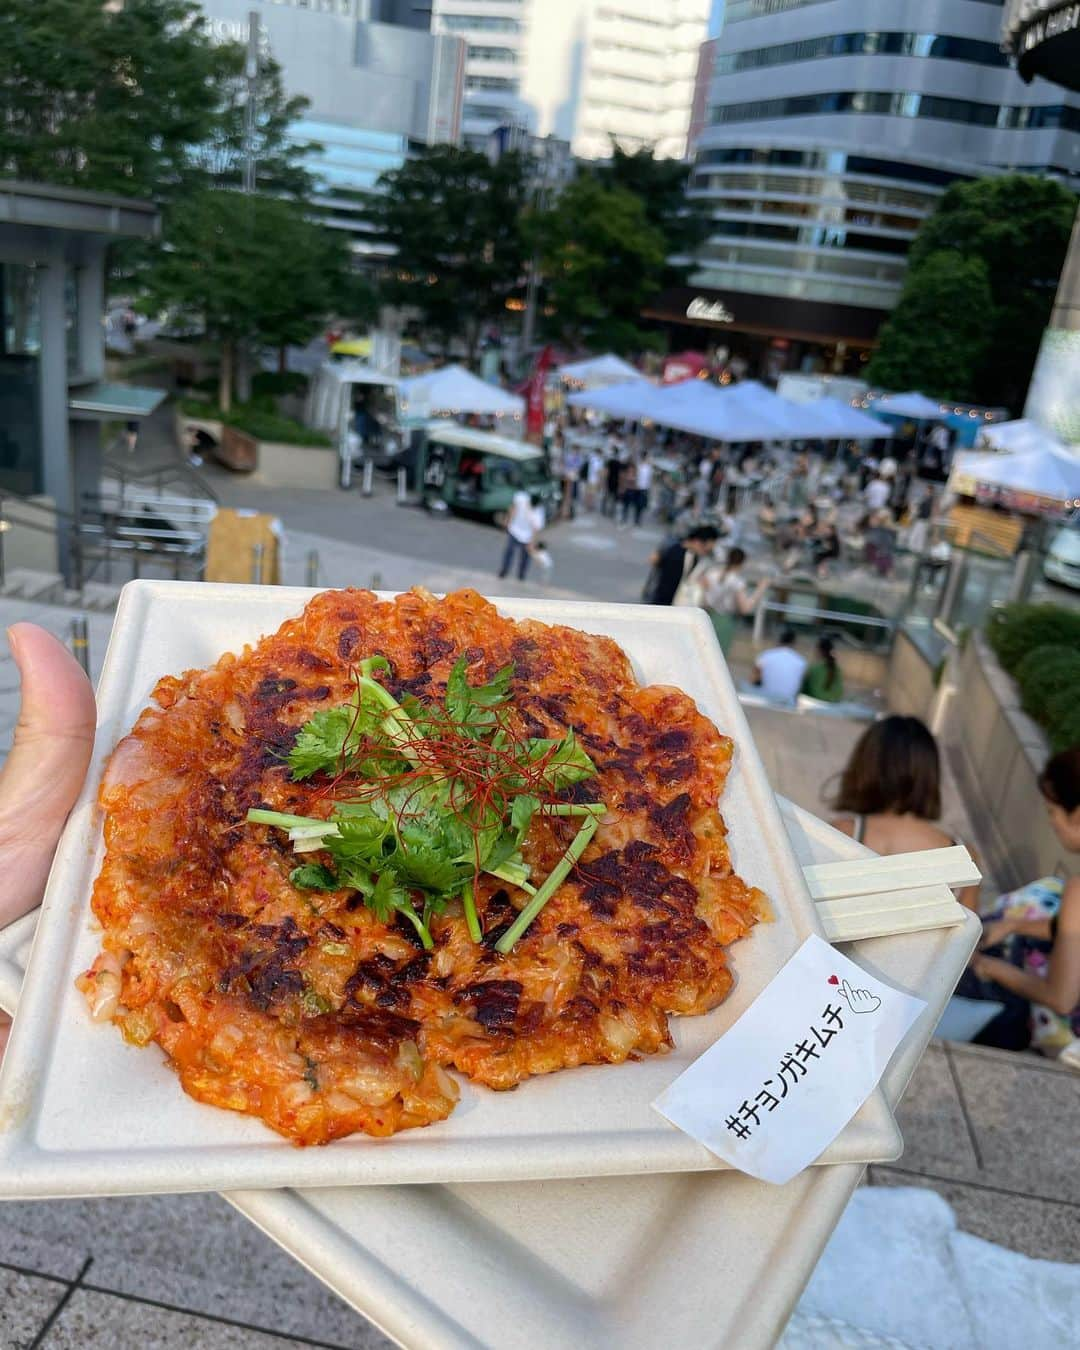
[0,624,95,929]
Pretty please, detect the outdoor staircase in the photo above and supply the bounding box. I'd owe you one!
[1,567,121,613]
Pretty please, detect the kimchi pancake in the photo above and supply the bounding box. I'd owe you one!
[80,588,767,1144]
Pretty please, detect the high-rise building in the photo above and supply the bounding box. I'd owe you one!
[647,0,1080,376]
[198,1,465,257]
[430,0,711,159]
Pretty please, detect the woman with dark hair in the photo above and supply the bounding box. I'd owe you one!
[962,747,1080,1054]
[829,715,980,910]
[801,636,844,704]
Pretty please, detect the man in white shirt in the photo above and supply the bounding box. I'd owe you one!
[753,628,808,705]
[632,455,653,525]
[863,473,890,513]
[498,490,545,580]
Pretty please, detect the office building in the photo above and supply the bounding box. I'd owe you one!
[199,1,466,256]
[649,0,1080,376]
[430,0,711,160]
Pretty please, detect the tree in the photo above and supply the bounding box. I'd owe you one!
[870,175,1075,409]
[372,146,529,358]
[144,190,350,410]
[594,142,709,285]
[866,252,993,401]
[528,177,668,353]
[0,0,312,201]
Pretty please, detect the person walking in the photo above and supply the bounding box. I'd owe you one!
[498,490,545,581]
[633,453,653,526]
[603,445,622,517]
[695,546,769,653]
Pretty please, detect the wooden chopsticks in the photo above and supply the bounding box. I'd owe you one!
[803,847,980,944]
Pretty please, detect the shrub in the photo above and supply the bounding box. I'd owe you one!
[1014,645,1080,724]
[1045,687,1080,753]
[986,603,1080,675]
[176,396,330,446]
[251,370,308,399]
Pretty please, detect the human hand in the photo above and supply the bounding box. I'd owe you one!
[979,918,1014,950]
[969,952,1002,983]
[0,624,95,1056]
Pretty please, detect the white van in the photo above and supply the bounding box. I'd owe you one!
[1044,515,1080,590]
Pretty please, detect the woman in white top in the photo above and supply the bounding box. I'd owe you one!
[694,547,769,655]
[498,491,544,581]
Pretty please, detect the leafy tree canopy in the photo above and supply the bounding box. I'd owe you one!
[372,145,529,356]
[144,189,351,407]
[866,252,993,402]
[593,142,709,283]
[529,176,668,353]
[0,0,312,200]
[871,174,1076,409]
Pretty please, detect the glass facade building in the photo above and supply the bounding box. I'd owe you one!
[680,0,1080,367]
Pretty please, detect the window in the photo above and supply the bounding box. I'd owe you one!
[465,76,519,93]
[709,92,1079,133]
[713,31,1008,75]
[725,0,1000,20]
[441,14,520,33]
[467,45,517,62]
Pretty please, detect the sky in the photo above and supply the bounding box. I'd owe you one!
[710,0,725,38]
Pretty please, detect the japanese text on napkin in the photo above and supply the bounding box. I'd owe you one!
[652,934,926,1185]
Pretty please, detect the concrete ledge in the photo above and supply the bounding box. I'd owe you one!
[886,627,938,719]
[253,441,339,491]
[945,631,1069,890]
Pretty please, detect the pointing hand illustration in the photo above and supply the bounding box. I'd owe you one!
[838,978,881,1015]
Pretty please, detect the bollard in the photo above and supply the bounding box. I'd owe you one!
[397,465,408,505]
[935,555,968,630]
[70,616,90,677]
[251,541,264,585]
[362,459,374,497]
[1006,549,1038,605]
[305,549,319,588]
[370,571,382,592]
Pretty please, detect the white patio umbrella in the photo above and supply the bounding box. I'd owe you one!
[558,354,646,388]
[397,364,524,420]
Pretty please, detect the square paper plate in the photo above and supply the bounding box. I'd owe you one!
[0,803,981,1350]
[0,582,899,1198]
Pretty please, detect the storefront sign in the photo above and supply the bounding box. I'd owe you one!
[686,296,734,324]
[1020,2,1080,50]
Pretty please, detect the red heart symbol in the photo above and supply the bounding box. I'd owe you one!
[827,975,839,985]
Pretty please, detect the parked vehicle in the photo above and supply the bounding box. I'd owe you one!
[416,423,558,521]
[1044,515,1080,590]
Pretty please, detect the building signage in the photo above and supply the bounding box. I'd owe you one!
[1020,3,1080,51]
[686,296,735,324]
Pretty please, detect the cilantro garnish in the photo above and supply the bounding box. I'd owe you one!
[247,654,604,951]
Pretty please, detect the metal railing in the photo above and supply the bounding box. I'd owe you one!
[104,439,219,505]
[752,589,895,649]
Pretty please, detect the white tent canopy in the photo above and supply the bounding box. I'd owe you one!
[566,379,660,421]
[872,391,945,421]
[398,364,524,420]
[950,445,1080,506]
[558,353,645,387]
[975,418,1067,455]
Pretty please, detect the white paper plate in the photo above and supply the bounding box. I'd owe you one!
[0,802,981,1350]
[0,582,898,1198]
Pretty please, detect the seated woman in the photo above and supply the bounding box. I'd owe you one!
[801,636,844,704]
[962,747,1080,1054]
[829,715,980,910]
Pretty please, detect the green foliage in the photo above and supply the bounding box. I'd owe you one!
[986,603,1080,675]
[1014,645,1080,724]
[179,396,331,447]
[372,145,529,354]
[146,189,350,405]
[251,370,309,399]
[528,176,668,353]
[866,252,993,402]
[0,0,312,201]
[594,143,709,286]
[1046,697,1080,753]
[868,175,1076,410]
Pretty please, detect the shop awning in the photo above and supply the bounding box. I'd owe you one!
[68,383,166,419]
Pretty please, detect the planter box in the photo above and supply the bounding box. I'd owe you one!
[215,426,258,473]
[946,632,1070,891]
[253,440,339,491]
